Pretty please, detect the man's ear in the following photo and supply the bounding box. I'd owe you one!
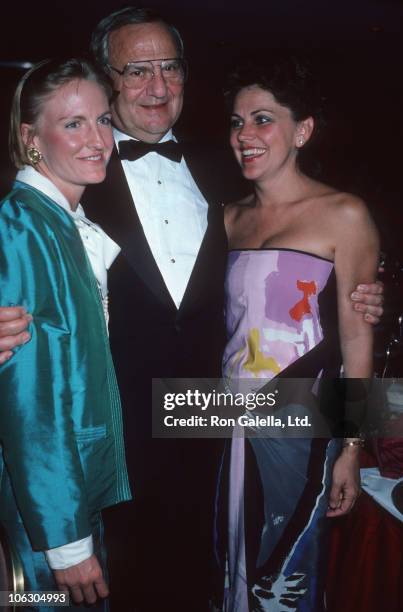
[296,117,314,148]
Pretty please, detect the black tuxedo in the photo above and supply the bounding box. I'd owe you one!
[82,143,244,611]
[84,144,229,385]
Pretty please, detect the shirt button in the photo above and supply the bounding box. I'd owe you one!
[164,219,169,224]
[157,180,162,185]
[171,258,176,263]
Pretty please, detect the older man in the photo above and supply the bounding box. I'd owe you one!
[0,6,384,610]
[84,9,231,611]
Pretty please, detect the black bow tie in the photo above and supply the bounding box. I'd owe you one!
[118,139,183,163]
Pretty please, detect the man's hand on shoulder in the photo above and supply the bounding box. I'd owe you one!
[53,554,109,605]
[350,279,384,325]
[0,306,31,363]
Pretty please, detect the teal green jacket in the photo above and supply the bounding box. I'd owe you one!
[0,182,131,551]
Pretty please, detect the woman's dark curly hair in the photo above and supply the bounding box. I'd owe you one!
[224,52,324,128]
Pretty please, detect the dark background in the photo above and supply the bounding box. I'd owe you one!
[1,0,402,359]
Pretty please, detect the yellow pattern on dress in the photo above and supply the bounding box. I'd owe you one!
[243,328,281,376]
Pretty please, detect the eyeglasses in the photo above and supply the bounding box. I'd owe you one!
[108,57,187,89]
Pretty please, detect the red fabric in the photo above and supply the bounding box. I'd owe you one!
[326,451,403,612]
[373,415,403,478]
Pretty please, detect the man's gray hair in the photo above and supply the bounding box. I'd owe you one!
[90,6,185,71]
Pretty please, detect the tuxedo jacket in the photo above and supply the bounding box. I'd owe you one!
[0,183,130,551]
[82,144,245,447]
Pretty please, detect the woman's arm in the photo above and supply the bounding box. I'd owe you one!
[334,196,380,378]
[327,195,380,517]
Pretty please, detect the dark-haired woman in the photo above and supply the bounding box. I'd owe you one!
[216,57,379,611]
[0,59,130,610]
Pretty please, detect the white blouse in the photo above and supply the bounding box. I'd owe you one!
[16,166,120,323]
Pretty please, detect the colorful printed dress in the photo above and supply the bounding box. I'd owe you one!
[216,248,342,612]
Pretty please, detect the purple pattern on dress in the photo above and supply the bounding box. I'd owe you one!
[223,249,334,385]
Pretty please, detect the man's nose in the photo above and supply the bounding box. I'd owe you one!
[146,69,168,98]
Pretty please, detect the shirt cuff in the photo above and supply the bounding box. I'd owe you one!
[45,535,93,570]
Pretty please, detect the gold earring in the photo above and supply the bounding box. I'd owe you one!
[27,147,42,165]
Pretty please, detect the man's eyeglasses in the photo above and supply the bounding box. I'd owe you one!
[108,58,187,89]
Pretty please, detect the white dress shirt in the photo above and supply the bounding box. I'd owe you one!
[16,166,120,570]
[114,128,209,308]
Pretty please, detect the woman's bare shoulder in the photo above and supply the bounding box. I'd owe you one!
[325,190,372,224]
[309,181,369,220]
[321,190,379,253]
[224,194,254,217]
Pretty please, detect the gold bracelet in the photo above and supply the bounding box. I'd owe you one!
[342,438,365,448]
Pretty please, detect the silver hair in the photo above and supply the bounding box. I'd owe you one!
[90,6,185,71]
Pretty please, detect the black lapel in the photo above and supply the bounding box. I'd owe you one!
[178,146,228,314]
[179,199,227,315]
[182,143,217,205]
[82,147,176,310]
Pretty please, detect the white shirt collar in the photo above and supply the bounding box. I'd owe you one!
[16,165,87,220]
[113,127,176,147]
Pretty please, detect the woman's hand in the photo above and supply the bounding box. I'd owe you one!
[53,554,109,605]
[326,446,361,517]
